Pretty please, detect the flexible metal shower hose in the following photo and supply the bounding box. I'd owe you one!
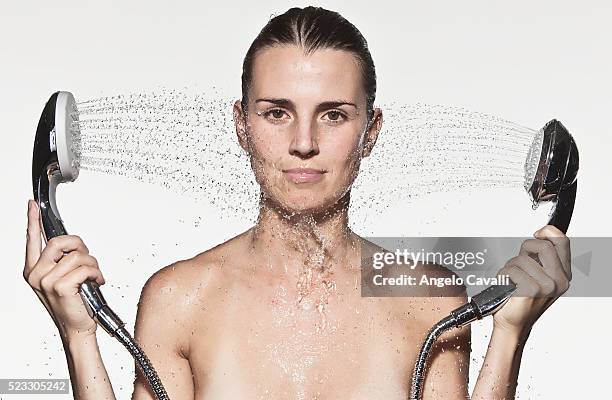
[114,327,170,400]
[409,315,457,400]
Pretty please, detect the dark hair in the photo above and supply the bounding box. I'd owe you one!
[241,6,376,120]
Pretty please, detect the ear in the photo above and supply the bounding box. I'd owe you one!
[362,107,383,158]
[233,100,249,152]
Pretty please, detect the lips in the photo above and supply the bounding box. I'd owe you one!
[282,168,326,183]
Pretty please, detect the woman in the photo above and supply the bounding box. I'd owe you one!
[23,6,571,399]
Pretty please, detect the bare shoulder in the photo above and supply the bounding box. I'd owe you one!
[417,262,468,324]
[130,234,249,399]
[399,262,470,352]
[141,248,224,299]
[140,229,249,301]
[357,236,468,327]
[135,230,249,353]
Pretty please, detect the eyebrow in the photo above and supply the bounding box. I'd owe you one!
[254,98,358,111]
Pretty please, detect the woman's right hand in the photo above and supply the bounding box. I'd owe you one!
[23,199,106,341]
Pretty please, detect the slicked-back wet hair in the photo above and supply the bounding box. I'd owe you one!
[241,6,377,120]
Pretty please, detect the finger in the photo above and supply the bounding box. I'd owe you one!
[27,235,90,286]
[505,255,558,297]
[534,225,572,280]
[39,235,89,265]
[27,261,57,291]
[499,265,540,297]
[25,200,43,275]
[44,253,103,287]
[27,250,96,291]
[519,238,569,287]
[52,265,105,297]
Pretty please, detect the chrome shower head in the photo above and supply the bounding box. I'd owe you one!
[411,118,581,400]
[29,91,171,399]
[31,91,126,336]
[32,91,80,184]
[524,119,579,234]
[32,91,81,239]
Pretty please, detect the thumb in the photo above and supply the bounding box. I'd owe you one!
[25,199,43,272]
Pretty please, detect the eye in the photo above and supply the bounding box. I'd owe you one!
[323,110,346,123]
[263,109,289,122]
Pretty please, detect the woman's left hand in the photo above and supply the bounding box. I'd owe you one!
[492,225,572,338]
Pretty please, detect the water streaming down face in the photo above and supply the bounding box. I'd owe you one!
[74,88,536,226]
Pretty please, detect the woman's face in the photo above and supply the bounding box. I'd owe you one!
[234,44,382,215]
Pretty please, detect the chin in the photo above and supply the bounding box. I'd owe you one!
[282,197,328,215]
[266,189,348,218]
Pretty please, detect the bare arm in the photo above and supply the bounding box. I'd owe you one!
[24,200,196,399]
[24,199,116,399]
[61,332,116,400]
[472,225,572,399]
[131,263,195,399]
[415,264,523,399]
[470,327,526,400]
[426,225,572,399]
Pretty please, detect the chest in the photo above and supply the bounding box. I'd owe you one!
[187,292,423,399]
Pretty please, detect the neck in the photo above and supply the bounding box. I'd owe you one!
[246,191,359,305]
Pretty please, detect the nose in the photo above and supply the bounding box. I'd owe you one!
[289,120,319,158]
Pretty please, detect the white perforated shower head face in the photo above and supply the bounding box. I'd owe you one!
[55,91,81,182]
[524,128,544,193]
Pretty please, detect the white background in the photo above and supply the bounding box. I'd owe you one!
[1,1,611,399]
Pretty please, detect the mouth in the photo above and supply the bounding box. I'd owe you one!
[282,167,327,184]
